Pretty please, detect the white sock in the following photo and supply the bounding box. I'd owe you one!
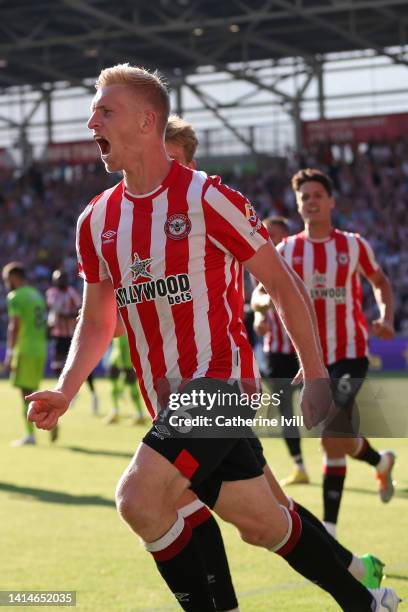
[348,555,365,580]
[323,521,337,539]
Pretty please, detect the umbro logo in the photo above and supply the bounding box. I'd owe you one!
[101,230,117,244]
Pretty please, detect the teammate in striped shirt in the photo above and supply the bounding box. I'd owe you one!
[279,168,396,537]
[252,216,309,486]
[46,269,99,415]
[26,66,399,611]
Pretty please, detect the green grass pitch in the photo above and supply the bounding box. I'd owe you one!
[0,377,407,611]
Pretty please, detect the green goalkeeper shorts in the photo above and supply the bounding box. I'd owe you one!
[11,354,46,391]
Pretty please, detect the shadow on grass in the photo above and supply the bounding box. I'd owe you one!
[66,445,133,460]
[386,574,408,581]
[0,482,115,507]
[305,482,408,499]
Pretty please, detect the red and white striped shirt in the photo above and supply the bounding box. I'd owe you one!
[277,229,378,366]
[264,309,294,355]
[46,286,82,338]
[76,161,269,417]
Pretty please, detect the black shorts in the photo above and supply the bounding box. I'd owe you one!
[264,352,299,380]
[51,336,71,369]
[247,435,267,469]
[324,357,369,436]
[143,431,264,508]
[327,357,369,410]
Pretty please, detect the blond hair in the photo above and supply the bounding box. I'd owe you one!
[165,114,199,163]
[95,63,170,132]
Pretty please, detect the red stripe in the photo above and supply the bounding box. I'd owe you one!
[275,510,302,557]
[186,506,211,529]
[130,196,169,411]
[165,165,197,379]
[334,232,349,362]
[323,465,347,477]
[77,200,103,282]
[151,522,192,562]
[351,273,367,359]
[174,449,200,480]
[274,310,283,353]
[312,241,328,365]
[203,235,232,379]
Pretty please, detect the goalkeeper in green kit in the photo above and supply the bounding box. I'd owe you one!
[2,262,50,446]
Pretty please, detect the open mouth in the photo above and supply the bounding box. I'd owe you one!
[94,136,111,156]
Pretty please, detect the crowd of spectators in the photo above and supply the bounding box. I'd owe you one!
[1,138,407,340]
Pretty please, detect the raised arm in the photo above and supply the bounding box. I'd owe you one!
[245,241,330,428]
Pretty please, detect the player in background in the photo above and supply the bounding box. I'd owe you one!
[167,115,384,592]
[2,262,47,446]
[27,66,399,611]
[254,168,396,538]
[47,269,99,415]
[253,216,309,486]
[104,334,146,425]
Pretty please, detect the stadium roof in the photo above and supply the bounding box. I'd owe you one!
[1,0,408,91]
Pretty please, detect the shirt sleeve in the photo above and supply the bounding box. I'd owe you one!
[356,235,379,277]
[76,200,109,283]
[202,176,269,262]
[7,292,21,318]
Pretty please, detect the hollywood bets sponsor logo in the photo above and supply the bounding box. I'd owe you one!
[115,273,192,308]
[310,286,346,302]
[164,213,191,240]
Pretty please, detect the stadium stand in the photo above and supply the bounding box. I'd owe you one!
[1,139,407,340]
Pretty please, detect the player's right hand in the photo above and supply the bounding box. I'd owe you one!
[25,390,69,430]
[300,377,334,430]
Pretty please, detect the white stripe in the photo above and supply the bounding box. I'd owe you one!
[270,506,293,552]
[116,196,159,414]
[144,512,185,552]
[302,240,314,289]
[179,499,205,518]
[324,239,337,365]
[223,254,239,380]
[150,188,181,383]
[186,173,213,379]
[323,456,347,467]
[89,185,117,282]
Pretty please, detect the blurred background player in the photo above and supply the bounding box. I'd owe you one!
[2,262,48,446]
[104,335,146,425]
[277,168,396,538]
[253,216,309,486]
[47,269,99,415]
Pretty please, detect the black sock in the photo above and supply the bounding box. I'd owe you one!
[284,437,302,462]
[274,508,374,611]
[323,458,346,524]
[183,503,238,611]
[293,501,353,568]
[87,372,95,393]
[146,515,215,611]
[352,437,381,467]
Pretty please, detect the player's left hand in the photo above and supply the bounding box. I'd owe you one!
[372,318,395,340]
